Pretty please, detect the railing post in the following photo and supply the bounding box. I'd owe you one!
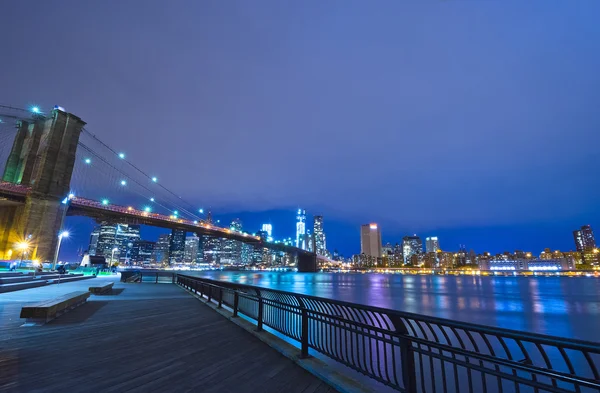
[390,316,417,393]
[218,288,223,308]
[208,286,212,302]
[233,291,239,317]
[155,272,158,284]
[257,294,264,332]
[300,308,309,358]
[172,273,175,284]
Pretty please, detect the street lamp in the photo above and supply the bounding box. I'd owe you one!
[52,231,69,270]
[111,247,119,266]
[16,241,30,269]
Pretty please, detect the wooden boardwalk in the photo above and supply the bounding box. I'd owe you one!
[0,276,335,393]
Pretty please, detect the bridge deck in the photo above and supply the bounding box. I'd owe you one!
[0,276,335,392]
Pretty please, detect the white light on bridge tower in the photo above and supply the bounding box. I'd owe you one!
[144,206,151,212]
[120,180,127,186]
[102,199,109,205]
[84,158,91,164]
[118,153,125,159]
[152,177,157,182]
[150,197,155,202]
[31,106,40,114]
[198,208,204,214]
[296,209,306,249]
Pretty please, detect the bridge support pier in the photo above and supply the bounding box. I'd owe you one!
[0,109,85,262]
[297,252,318,273]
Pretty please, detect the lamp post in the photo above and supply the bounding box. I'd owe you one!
[52,231,69,270]
[111,247,119,266]
[16,241,30,269]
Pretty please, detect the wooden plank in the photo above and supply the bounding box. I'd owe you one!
[0,281,336,392]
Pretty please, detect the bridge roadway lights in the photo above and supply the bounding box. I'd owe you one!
[297,253,318,273]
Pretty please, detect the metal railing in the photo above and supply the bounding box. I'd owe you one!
[120,270,176,284]
[177,274,600,393]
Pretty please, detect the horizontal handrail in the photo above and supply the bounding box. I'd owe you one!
[176,274,600,393]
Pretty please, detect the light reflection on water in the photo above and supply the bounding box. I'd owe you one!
[190,271,600,341]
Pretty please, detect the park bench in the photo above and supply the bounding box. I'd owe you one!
[20,291,90,323]
[89,282,114,295]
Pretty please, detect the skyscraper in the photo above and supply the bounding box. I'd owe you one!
[153,234,171,264]
[314,215,326,255]
[573,225,596,252]
[222,219,243,263]
[360,224,382,259]
[88,226,100,256]
[132,240,155,264]
[169,229,186,265]
[261,223,273,241]
[402,235,422,264]
[94,222,140,263]
[184,235,200,263]
[296,209,306,249]
[425,237,440,254]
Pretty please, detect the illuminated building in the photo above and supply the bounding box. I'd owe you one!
[184,235,199,263]
[221,219,243,264]
[261,224,273,242]
[425,237,439,253]
[153,234,170,264]
[402,235,422,264]
[169,229,186,264]
[94,222,140,263]
[88,226,100,256]
[481,258,574,271]
[573,225,596,252]
[313,216,326,255]
[296,209,306,249]
[132,240,155,264]
[360,223,382,259]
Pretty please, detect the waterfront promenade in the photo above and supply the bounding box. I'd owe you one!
[0,276,334,392]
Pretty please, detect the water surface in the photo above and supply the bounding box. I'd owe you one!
[189,271,600,341]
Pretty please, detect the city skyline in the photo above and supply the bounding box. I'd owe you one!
[60,211,597,264]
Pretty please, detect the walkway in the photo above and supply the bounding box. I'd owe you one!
[0,276,335,392]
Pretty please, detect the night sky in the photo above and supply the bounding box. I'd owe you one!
[2,1,599,259]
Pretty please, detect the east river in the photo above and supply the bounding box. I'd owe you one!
[188,271,600,341]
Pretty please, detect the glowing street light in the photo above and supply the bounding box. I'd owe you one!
[51,231,69,270]
[111,247,119,265]
[120,180,127,186]
[152,177,158,182]
[174,210,178,215]
[84,158,91,164]
[144,206,151,212]
[198,208,204,214]
[102,199,109,205]
[118,153,125,159]
[16,241,30,268]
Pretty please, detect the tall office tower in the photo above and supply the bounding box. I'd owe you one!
[313,215,326,255]
[261,224,273,241]
[296,209,306,249]
[184,235,200,263]
[220,219,243,264]
[169,229,186,265]
[202,235,221,263]
[241,243,253,264]
[402,235,423,264]
[96,222,117,259]
[88,226,100,256]
[425,237,440,254]
[132,240,155,264]
[153,234,171,264]
[115,224,141,264]
[573,225,596,252]
[360,224,382,259]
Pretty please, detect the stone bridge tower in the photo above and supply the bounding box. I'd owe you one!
[0,108,86,261]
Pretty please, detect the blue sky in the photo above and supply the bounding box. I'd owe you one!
[1,1,599,259]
